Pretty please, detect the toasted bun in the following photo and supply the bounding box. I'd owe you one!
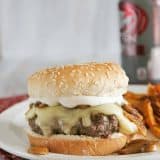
[27,132,127,156]
[28,62,128,99]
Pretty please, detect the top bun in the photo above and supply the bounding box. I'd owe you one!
[28,62,129,99]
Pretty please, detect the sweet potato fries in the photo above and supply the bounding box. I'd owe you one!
[124,84,160,138]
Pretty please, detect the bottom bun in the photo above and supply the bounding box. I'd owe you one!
[27,131,127,156]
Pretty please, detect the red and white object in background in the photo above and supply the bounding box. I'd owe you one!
[119,0,148,56]
[119,0,152,83]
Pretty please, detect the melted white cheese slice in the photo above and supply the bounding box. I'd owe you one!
[26,103,137,136]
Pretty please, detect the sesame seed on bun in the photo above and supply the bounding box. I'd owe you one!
[28,62,129,100]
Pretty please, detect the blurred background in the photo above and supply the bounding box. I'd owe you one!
[0,0,160,96]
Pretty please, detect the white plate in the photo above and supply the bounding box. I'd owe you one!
[0,85,160,160]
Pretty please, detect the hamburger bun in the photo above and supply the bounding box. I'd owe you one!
[26,62,131,156]
[27,131,127,156]
[28,62,129,101]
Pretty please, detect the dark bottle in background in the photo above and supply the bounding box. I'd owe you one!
[119,0,152,83]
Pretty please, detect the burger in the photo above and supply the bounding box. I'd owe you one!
[25,62,146,156]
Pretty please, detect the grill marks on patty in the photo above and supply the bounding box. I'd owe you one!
[27,102,120,138]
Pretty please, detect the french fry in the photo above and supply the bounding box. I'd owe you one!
[141,100,157,127]
[148,84,160,96]
[138,99,160,138]
[28,146,49,155]
[123,91,147,107]
[124,91,146,101]
[155,115,160,124]
[124,84,160,138]
[144,143,158,152]
[119,139,159,154]
[151,126,160,138]
[152,100,160,117]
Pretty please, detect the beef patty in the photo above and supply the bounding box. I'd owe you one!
[28,103,119,138]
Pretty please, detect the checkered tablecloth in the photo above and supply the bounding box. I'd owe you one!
[0,95,28,160]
